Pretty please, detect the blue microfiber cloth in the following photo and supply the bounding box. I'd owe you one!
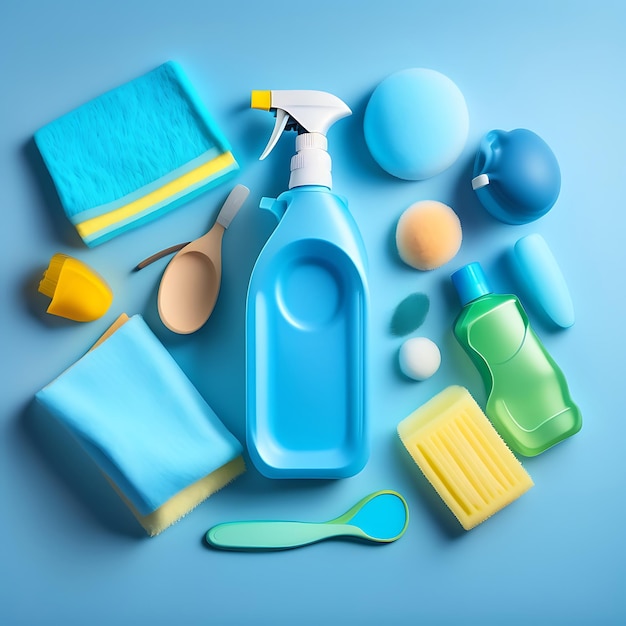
[35,314,245,535]
[34,61,239,247]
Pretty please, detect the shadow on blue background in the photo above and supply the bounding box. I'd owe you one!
[20,400,145,538]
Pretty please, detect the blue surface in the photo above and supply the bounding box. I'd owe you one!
[2,1,625,624]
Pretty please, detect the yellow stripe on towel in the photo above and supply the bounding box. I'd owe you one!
[76,152,237,239]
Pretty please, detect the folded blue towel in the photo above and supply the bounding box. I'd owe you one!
[34,62,239,247]
[36,314,244,535]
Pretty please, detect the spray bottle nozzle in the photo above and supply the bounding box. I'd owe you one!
[251,90,272,111]
[251,89,351,189]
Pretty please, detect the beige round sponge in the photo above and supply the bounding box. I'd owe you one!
[395,200,462,270]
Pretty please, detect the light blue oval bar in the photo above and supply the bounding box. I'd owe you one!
[513,233,575,328]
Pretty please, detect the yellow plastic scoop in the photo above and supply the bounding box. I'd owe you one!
[157,185,249,334]
[38,253,113,322]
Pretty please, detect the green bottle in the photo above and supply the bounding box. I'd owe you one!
[451,262,582,456]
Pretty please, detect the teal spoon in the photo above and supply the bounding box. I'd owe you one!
[205,490,409,551]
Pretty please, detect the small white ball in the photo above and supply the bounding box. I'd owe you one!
[399,337,441,381]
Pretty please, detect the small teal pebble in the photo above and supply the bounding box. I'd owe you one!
[390,292,430,336]
[364,68,469,180]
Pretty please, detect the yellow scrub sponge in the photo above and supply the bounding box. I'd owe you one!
[395,200,462,270]
[398,386,533,530]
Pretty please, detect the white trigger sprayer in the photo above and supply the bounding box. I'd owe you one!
[251,90,352,189]
[245,88,370,479]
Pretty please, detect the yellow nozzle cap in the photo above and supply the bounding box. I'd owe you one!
[38,253,113,322]
[251,90,271,111]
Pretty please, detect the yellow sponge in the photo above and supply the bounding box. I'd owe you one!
[397,385,533,530]
[38,253,113,322]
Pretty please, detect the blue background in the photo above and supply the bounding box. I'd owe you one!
[2,1,625,624]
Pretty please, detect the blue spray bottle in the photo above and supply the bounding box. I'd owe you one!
[246,90,369,479]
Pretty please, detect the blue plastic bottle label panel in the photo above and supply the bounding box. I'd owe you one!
[246,239,367,479]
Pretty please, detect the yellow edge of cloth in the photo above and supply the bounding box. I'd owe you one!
[113,456,246,536]
[76,152,236,238]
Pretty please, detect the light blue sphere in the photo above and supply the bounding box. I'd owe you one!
[364,68,469,180]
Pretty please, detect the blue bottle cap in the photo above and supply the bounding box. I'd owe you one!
[451,262,492,305]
